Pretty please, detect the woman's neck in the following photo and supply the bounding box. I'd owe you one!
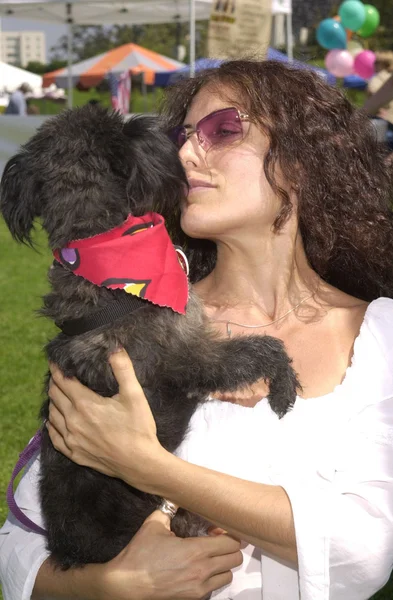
[195,228,320,322]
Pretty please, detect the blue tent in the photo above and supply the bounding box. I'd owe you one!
[154,58,222,86]
[266,48,336,85]
[154,49,367,90]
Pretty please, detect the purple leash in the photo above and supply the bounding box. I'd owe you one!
[6,429,47,536]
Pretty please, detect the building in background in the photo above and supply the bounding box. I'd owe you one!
[0,31,46,67]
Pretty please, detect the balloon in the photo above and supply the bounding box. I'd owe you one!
[316,19,347,50]
[325,49,354,77]
[357,5,380,37]
[347,40,363,57]
[333,15,341,21]
[354,49,376,79]
[338,0,366,32]
[346,29,353,41]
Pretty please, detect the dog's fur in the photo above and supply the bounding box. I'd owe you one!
[1,105,299,569]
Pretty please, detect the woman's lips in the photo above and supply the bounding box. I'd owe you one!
[187,178,216,193]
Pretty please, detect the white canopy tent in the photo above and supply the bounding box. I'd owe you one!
[0,60,42,92]
[0,0,293,107]
[0,0,212,106]
[0,0,212,25]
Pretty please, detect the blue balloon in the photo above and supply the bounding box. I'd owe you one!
[316,18,347,50]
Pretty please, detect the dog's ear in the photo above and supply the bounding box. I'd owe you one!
[123,115,187,218]
[0,152,42,245]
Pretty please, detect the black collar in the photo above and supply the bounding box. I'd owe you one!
[58,294,147,336]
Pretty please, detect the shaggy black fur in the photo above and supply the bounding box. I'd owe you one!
[1,105,300,569]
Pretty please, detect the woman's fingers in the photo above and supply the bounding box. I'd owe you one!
[48,400,68,433]
[205,570,234,595]
[49,362,102,408]
[108,348,145,405]
[109,348,158,435]
[46,420,72,458]
[48,376,73,418]
[201,532,241,557]
[207,550,243,576]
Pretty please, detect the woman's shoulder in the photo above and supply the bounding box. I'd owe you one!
[352,297,393,399]
[364,297,393,341]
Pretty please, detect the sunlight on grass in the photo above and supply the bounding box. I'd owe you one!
[0,220,55,526]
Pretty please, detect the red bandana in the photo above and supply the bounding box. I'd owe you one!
[53,212,189,315]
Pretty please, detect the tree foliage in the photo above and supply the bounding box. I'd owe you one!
[49,22,208,63]
[25,59,67,75]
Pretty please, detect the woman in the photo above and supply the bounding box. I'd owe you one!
[2,59,393,600]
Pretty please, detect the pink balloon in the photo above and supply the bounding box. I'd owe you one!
[325,49,354,77]
[353,49,376,79]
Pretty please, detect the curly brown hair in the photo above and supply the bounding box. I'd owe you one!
[161,59,393,302]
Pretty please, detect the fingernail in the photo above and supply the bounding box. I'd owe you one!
[110,346,124,355]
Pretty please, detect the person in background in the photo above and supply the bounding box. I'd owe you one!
[366,52,393,123]
[4,83,33,116]
[363,51,393,122]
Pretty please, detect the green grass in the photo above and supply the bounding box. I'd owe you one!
[0,221,55,525]
[29,86,164,115]
[0,220,55,597]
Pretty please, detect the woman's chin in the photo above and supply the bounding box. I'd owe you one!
[180,208,217,240]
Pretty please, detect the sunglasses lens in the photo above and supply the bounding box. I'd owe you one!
[168,125,187,149]
[199,108,244,149]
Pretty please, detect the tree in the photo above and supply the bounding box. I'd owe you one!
[50,21,209,63]
[26,59,67,75]
[50,26,115,61]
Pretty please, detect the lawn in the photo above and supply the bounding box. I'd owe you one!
[28,86,163,116]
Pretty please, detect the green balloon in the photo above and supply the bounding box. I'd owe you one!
[357,5,380,37]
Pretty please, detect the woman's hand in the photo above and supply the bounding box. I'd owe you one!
[98,510,242,600]
[33,510,243,600]
[47,348,166,490]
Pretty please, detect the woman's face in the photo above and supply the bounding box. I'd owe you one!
[178,85,285,241]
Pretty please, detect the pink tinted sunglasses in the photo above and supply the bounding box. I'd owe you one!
[169,107,250,151]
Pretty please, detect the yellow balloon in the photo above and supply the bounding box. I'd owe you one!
[347,40,363,57]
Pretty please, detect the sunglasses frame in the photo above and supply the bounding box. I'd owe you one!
[169,107,250,151]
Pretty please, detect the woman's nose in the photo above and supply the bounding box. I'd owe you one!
[179,134,204,168]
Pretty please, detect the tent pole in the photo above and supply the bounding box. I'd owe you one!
[0,17,2,66]
[189,0,196,78]
[66,3,73,108]
[286,12,293,62]
[142,74,148,113]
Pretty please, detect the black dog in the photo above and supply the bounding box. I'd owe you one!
[1,105,299,569]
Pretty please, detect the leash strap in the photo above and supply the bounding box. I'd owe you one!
[6,430,47,535]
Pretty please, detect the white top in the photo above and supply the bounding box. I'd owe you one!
[1,297,393,600]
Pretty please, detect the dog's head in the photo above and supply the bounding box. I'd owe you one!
[0,105,187,248]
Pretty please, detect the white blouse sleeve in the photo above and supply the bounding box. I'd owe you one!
[276,396,393,600]
[0,456,50,600]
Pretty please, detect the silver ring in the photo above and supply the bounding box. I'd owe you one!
[158,499,178,520]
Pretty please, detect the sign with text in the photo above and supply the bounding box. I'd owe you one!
[207,0,272,60]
